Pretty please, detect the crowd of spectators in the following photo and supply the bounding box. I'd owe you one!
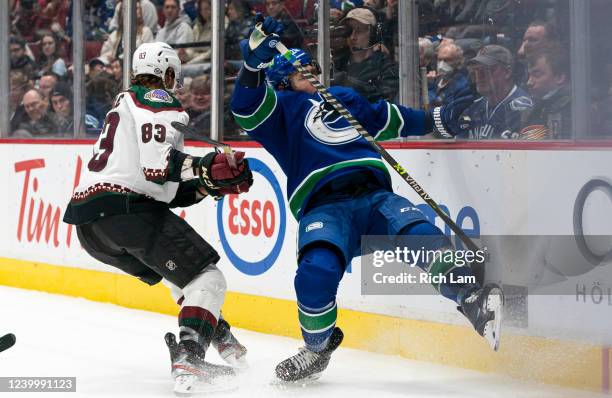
[4,0,604,140]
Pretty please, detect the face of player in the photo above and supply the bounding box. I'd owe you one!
[265,0,283,18]
[518,26,547,58]
[51,95,71,118]
[289,65,317,94]
[23,91,48,121]
[346,20,371,54]
[527,56,565,99]
[163,0,179,23]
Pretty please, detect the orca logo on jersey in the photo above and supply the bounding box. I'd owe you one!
[304,98,360,145]
[509,96,533,111]
[144,89,173,103]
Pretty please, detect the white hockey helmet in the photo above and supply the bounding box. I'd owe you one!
[132,42,183,92]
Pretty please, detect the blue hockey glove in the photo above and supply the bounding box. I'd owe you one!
[430,95,475,138]
[240,13,284,71]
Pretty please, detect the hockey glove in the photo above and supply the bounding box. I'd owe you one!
[240,13,284,71]
[429,94,475,138]
[198,151,253,199]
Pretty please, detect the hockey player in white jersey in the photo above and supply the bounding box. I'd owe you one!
[63,42,251,394]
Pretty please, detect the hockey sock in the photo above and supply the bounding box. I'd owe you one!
[295,244,344,352]
[298,301,338,352]
[179,306,218,348]
[399,221,479,304]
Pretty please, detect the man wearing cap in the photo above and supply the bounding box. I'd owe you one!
[333,7,398,102]
[51,82,101,135]
[462,44,533,140]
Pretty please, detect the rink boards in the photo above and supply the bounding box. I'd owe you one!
[0,140,610,393]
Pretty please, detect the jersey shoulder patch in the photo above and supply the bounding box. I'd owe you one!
[129,85,183,112]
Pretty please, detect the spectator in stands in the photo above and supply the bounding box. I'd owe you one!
[50,82,102,136]
[462,45,533,140]
[430,42,471,107]
[187,75,211,135]
[521,47,571,139]
[175,77,192,108]
[12,88,58,138]
[265,0,303,48]
[36,0,70,32]
[10,36,35,80]
[50,81,73,133]
[225,0,254,60]
[101,1,154,62]
[156,0,194,62]
[35,33,68,79]
[333,7,398,102]
[9,70,33,131]
[110,0,159,35]
[66,0,115,41]
[86,74,116,126]
[517,20,559,59]
[419,37,435,69]
[38,72,59,99]
[87,57,108,82]
[106,59,123,91]
[186,0,212,64]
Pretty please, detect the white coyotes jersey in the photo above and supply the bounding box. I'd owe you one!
[74,87,189,204]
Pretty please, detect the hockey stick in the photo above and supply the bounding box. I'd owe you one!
[171,121,238,169]
[0,333,16,353]
[250,26,483,260]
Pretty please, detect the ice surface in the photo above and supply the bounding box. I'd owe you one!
[0,286,606,398]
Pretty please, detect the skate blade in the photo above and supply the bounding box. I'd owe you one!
[483,288,504,351]
[223,354,249,370]
[174,373,239,396]
[271,372,322,388]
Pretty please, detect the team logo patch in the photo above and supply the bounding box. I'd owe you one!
[144,89,173,103]
[304,97,360,145]
[306,221,323,232]
[509,96,533,111]
[165,260,177,271]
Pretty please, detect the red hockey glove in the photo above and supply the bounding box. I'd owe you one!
[198,151,253,198]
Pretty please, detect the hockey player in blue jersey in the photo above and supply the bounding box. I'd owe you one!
[231,15,504,383]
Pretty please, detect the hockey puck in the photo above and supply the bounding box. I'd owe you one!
[0,333,16,353]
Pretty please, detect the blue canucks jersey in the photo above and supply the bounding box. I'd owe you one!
[231,83,428,220]
[462,85,533,140]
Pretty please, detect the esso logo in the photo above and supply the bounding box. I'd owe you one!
[217,158,286,275]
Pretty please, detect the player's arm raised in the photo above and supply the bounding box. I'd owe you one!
[230,13,285,134]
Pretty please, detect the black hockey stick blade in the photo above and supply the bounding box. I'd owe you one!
[171,121,227,147]
[171,121,239,169]
[0,333,16,353]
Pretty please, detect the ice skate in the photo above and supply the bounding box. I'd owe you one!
[459,284,504,351]
[165,333,237,396]
[275,327,344,383]
[212,318,248,369]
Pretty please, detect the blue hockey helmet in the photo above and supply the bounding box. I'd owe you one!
[265,48,313,90]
